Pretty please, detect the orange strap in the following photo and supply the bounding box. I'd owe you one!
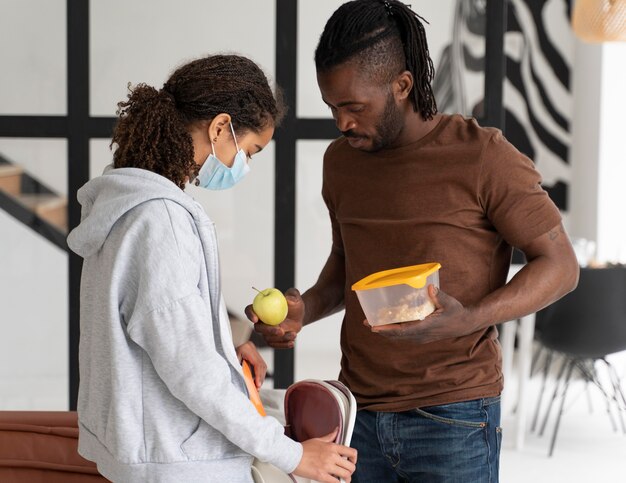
[242,360,266,417]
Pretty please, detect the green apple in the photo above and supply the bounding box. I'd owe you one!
[252,287,288,326]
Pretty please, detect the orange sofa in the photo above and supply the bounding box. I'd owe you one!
[0,411,107,482]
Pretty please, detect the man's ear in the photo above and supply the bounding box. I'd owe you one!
[208,113,232,144]
[393,71,413,102]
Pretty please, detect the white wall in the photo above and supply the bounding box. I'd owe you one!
[569,41,603,243]
[89,0,276,117]
[596,42,626,263]
[0,210,68,409]
[0,0,66,115]
[569,39,626,263]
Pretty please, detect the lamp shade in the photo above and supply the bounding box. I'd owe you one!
[572,0,626,42]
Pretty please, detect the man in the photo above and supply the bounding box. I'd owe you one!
[247,1,579,481]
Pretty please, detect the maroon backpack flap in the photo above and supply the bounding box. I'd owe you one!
[284,381,343,444]
[325,380,352,403]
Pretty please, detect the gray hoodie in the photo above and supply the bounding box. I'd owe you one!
[67,167,302,482]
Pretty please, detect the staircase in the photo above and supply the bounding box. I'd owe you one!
[0,156,68,251]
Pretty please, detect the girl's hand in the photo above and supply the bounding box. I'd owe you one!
[295,428,358,483]
[236,341,267,389]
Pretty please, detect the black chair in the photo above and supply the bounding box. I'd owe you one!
[532,266,626,456]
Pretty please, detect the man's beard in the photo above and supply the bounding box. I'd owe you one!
[368,93,404,152]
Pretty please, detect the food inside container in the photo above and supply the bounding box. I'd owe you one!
[351,263,441,326]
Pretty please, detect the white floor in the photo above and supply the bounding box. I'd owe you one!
[500,348,626,483]
[264,345,626,483]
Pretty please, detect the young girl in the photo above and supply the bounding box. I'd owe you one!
[67,54,356,483]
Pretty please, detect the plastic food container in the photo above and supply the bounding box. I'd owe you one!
[351,262,441,326]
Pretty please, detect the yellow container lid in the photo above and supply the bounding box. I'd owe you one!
[351,262,441,291]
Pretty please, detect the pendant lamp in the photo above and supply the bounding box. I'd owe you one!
[572,0,626,42]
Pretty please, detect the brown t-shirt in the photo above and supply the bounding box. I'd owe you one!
[322,114,562,411]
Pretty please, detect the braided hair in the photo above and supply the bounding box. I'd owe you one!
[111,55,284,190]
[315,0,437,120]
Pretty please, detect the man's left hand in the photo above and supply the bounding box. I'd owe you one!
[364,285,476,344]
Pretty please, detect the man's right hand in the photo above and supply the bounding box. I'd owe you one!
[245,288,305,349]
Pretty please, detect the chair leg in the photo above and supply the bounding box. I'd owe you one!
[532,349,553,432]
[575,359,619,432]
[530,343,545,377]
[549,359,575,457]
[540,355,569,437]
[578,360,594,414]
[603,359,626,433]
[606,359,626,410]
[584,380,593,414]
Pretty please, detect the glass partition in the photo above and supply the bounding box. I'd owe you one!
[295,140,343,381]
[0,0,66,115]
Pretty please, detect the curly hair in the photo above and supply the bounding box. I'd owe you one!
[111,55,284,190]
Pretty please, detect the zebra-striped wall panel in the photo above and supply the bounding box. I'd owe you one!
[434,0,573,212]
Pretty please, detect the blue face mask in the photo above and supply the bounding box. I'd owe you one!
[195,122,250,190]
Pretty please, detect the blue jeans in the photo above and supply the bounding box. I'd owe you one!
[352,396,502,483]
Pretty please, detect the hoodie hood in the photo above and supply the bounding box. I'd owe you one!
[67,167,202,258]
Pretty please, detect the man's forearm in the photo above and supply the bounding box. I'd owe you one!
[467,224,579,331]
[301,250,346,326]
[467,256,577,331]
[301,286,345,326]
